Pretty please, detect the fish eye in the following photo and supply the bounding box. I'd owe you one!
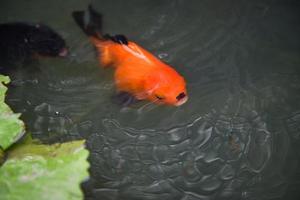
[155,95,164,100]
[176,92,186,101]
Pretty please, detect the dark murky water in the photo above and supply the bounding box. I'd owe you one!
[1,0,300,199]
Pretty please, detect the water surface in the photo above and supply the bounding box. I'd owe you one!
[1,0,300,199]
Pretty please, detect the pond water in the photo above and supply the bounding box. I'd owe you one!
[1,0,300,199]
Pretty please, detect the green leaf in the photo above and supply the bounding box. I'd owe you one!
[0,74,90,199]
[0,75,25,150]
[0,138,89,200]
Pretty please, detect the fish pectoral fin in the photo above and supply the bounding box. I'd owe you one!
[112,92,139,106]
[135,91,150,100]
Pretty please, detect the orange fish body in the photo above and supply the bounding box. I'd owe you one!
[90,37,188,106]
[73,6,188,106]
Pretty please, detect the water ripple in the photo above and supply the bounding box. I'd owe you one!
[86,91,277,200]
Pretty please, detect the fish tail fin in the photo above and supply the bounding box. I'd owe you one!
[72,5,103,39]
[72,5,116,68]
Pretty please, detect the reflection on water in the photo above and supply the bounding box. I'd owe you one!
[1,0,300,199]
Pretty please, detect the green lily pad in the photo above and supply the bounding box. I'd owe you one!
[0,75,25,150]
[0,74,90,199]
[0,137,89,200]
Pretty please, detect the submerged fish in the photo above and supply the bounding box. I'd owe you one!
[72,6,188,106]
[0,22,67,69]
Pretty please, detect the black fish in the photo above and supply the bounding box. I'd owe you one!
[0,22,67,71]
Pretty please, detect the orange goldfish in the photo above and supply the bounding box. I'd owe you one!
[72,6,188,106]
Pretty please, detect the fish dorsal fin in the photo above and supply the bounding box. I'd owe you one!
[105,34,128,45]
[122,42,152,63]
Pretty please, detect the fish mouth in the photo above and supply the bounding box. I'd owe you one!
[175,96,188,106]
[58,47,68,57]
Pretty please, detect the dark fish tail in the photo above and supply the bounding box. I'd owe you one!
[72,5,129,45]
[72,5,103,39]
